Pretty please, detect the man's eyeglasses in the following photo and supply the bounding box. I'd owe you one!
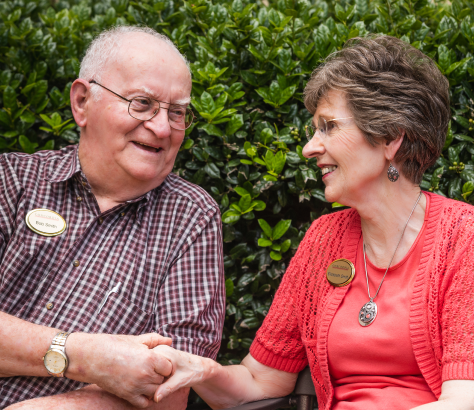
[305,116,353,142]
[89,80,194,130]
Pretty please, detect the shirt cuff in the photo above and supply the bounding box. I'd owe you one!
[249,339,308,373]
[442,362,474,381]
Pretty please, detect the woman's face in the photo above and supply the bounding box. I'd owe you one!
[302,90,388,206]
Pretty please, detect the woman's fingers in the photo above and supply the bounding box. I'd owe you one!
[154,374,184,403]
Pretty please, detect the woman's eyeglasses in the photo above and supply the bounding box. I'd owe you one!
[305,116,353,142]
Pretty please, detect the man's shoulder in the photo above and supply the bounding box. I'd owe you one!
[159,173,219,215]
[0,146,76,180]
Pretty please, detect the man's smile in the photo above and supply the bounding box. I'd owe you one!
[132,141,163,153]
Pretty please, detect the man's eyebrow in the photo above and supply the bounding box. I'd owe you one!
[126,87,190,106]
[171,97,191,106]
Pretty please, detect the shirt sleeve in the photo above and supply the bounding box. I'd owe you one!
[0,155,22,258]
[154,210,226,360]
[249,236,309,373]
[441,212,474,381]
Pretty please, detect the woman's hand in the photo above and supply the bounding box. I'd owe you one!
[152,346,298,410]
[153,345,217,402]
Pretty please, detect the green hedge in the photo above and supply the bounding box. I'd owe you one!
[2,0,474,370]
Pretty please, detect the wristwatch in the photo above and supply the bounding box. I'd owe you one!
[43,331,71,377]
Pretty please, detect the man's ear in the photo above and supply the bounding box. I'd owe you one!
[70,79,91,128]
[385,131,405,162]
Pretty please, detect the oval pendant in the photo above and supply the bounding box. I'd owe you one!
[358,301,377,327]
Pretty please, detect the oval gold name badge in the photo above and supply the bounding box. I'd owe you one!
[326,258,355,287]
[25,209,67,237]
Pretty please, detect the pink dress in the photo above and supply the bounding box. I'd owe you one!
[328,194,437,409]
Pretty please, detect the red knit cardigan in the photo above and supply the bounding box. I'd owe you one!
[250,193,474,410]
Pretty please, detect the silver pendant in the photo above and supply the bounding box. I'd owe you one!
[359,301,377,326]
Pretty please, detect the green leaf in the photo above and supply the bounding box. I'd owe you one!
[235,187,251,197]
[222,210,241,224]
[18,135,38,154]
[258,219,273,238]
[311,188,328,202]
[240,317,260,329]
[225,114,244,135]
[269,251,282,261]
[272,220,291,240]
[258,238,273,247]
[3,87,17,112]
[198,123,223,137]
[225,278,234,297]
[251,200,266,211]
[280,239,291,253]
[238,194,252,212]
[204,163,221,179]
[273,151,286,175]
[181,139,194,150]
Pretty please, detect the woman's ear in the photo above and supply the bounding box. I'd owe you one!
[385,131,405,162]
[70,79,91,128]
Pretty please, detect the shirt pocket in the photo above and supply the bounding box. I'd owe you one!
[84,291,152,335]
[0,241,51,314]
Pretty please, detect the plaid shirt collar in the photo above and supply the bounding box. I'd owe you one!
[43,144,154,208]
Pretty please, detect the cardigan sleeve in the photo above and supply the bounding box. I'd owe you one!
[249,238,309,373]
[440,211,474,382]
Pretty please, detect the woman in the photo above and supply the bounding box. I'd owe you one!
[156,35,474,409]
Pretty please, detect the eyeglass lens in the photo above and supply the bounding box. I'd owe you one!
[306,117,328,141]
[128,97,193,130]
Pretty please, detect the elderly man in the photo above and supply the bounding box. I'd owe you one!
[0,27,225,409]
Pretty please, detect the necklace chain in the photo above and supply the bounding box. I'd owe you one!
[363,191,423,302]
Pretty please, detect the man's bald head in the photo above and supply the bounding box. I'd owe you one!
[79,26,190,100]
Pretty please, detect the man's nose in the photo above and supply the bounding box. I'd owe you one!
[302,134,325,159]
[143,107,172,137]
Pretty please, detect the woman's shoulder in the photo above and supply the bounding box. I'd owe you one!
[295,207,360,255]
[426,191,474,241]
[427,191,474,219]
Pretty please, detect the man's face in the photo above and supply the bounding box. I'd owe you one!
[81,34,192,188]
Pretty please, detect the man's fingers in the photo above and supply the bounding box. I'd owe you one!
[128,395,152,409]
[152,351,173,378]
[136,333,172,348]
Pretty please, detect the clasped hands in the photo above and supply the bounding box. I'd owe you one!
[65,332,210,409]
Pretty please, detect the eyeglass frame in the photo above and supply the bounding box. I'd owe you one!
[305,116,353,142]
[88,80,194,130]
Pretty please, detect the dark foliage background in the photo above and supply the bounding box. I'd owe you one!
[1,0,474,405]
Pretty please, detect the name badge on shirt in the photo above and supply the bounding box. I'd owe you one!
[326,258,355,287]
[25,209,67,237]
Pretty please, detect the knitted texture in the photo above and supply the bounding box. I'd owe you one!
[250,193,474,410]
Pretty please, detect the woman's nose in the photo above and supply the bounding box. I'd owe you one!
[302,135,325,159]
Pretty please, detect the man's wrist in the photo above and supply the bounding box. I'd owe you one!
[63,332,92,382]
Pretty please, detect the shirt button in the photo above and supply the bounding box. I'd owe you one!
[120,212,125,217]
[46,302,54,310]
[98,218,103,225]
[82,181,86,186]
[73,260,80,267]
[77,196,82,202]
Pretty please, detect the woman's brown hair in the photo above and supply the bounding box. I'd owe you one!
[304,35,450,184]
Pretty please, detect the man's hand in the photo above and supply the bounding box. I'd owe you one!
[66,332,173,408]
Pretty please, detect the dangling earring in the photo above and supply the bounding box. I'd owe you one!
[387,163,399,182]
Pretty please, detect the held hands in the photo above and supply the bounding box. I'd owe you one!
[152,345,217,403]
[66,332,173,409]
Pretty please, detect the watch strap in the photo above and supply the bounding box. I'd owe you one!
[51,331,71,352]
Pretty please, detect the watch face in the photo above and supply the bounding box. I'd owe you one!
[44,350,66,374]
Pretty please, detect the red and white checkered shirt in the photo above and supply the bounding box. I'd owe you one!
[0,145,225,407]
